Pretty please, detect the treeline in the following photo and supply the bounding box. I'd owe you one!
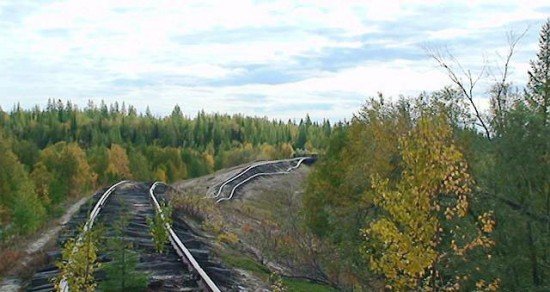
[303,21,549,290]
[0,103,332,240]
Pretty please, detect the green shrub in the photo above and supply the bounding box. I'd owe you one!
[147,202,172,254]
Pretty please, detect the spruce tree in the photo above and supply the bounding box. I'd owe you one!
[100,201,147,291]
[526,18,550,124]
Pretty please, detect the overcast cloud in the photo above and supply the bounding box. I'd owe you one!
[0,0,548,121]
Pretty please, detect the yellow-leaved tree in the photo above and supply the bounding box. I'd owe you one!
[35,142,96,202]
[106,144,132,181]
[362,115,498,291]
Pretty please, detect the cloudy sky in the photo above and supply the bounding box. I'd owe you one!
[0,1,548,121]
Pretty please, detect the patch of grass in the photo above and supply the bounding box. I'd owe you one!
[220,251,270,276]
[220,250,335,291]
[282,277,336,292]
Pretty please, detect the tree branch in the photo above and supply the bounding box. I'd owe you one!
[424,46,492,139]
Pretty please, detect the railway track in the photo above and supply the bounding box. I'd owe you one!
[27,181,232,291]
[213,157,315,203]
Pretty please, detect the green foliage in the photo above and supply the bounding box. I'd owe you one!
[128,150,152,181]
[143,146,187,182]
[485,101,549,289]
[55,226,102,292]
[303,97,411,288]
[473,20,550,290]
[0,100,330,243]
[303,125,349,237]
[219,252,271,275]
[37,141,96,202]
[100,202,147,291]
[282,277,336,292]
[11,139,40,170]
[1,99,330,184]
[11,180,46,235]
[526,18,550,123]
[0,130,46,237]
[147,202,172,254]
[303,97,505,290]
[87,146,109,185]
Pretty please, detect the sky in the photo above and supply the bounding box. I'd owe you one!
[0,0,548,121]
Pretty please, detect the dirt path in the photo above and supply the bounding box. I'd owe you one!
[0,196,90,291]
[25,196,89,254]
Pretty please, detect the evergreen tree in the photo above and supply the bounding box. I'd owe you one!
[100,202,147,291]
[484,20,550,289]
[526,18,550,124]
[147,202,172,254]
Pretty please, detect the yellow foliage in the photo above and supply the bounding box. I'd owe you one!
[279,142,294,158]
[30,161,53,206]
[39,142,96,197]
[106,144,132,180]
[260,143,278,160]
[154,168,167,182]
[476,278,501,291]
[217,232,239,245]
[55,227,101,291]
[202,152,215,172]
[363,115,496,290]
[304,141,314,153]
[202,218,224,234]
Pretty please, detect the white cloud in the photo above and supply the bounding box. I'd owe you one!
[0,0,548,121]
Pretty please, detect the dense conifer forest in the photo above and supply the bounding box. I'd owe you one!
[0,102,332,239]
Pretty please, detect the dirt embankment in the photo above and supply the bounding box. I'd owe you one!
[170,163,335,291]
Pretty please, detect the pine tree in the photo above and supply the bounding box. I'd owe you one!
[147,202,172,254]
[100,202,147,291]
[526,18,550,124]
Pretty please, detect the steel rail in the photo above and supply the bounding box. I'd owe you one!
[211,160,275,198]
[61,180,220,291]
[149,182,221,292]
[59,180,130,292]
[216,157,307,203]
[213,157,308,199]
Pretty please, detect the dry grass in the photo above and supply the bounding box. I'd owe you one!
[169,163,338,290]
[0,249,24,276]
[169,190,239,246]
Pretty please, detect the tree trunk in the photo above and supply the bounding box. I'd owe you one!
[527,222,541,286]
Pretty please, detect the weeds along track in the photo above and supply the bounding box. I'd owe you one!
[214,157,315,202]
[27,181,232,292]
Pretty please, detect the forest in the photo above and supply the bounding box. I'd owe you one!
[0,102,331,241]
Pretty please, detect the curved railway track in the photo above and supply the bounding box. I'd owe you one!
[214,157,315,203]
[27,181,231,291]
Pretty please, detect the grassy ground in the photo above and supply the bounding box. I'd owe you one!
[219,249,336,291]
[282,277,336,292]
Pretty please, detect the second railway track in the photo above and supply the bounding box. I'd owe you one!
[27,181,233,291]
[214,157,315,202]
